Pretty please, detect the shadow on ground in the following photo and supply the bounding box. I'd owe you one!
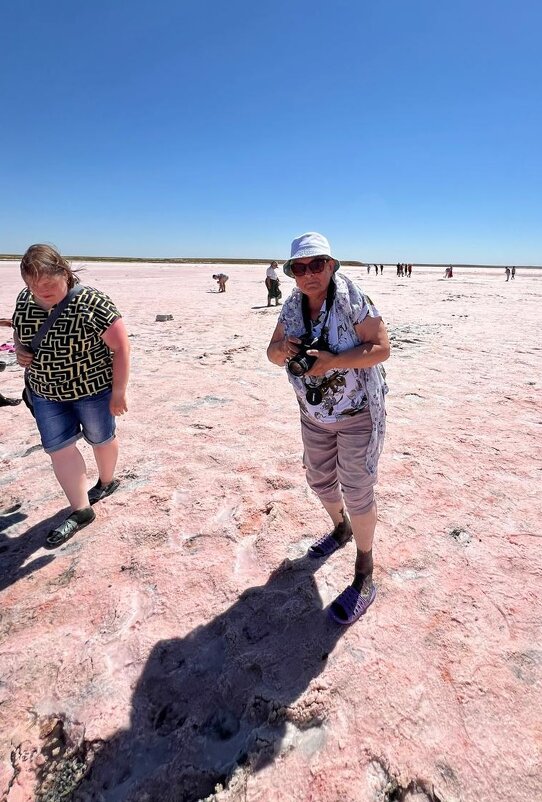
[71,555,346,802]
[0,507,68,592]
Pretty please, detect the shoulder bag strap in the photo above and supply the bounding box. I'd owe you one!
[29,284,85,354]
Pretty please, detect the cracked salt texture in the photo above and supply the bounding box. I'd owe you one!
[0,262,541,802]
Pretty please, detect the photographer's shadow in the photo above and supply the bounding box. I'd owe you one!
[74,555,346,801]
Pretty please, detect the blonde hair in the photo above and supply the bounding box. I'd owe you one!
[20,244,80,290]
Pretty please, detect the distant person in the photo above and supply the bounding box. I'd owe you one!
[0,317,16,349]
[407,264,412,277]
[511,266,516,279]
[267,232,390,625]
[0,360,21,406]
[380,264,383,275]
[0,317,22,406]
[367,264,371,274]
[13,244,130,548]
[505,267,510,281]
[212,273,229,292]
[396,263,401,277]
[265,261,281,307]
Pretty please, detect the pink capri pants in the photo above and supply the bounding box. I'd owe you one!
[300,409,376,516]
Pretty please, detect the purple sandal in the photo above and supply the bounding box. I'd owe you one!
[308,521,353,559]
[329,584,376,625]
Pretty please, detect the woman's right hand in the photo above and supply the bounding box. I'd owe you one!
[15,346,34,368]
[267,323,302,367]
[283,336,302,362]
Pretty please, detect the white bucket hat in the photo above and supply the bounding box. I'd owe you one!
[283,232,340,277]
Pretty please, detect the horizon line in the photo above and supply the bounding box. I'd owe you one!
[0,255,540,270]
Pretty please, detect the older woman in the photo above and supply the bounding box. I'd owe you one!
[267,233,390,625]
[13,244,130,548]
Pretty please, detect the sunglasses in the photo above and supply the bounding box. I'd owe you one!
[290,257,330,277]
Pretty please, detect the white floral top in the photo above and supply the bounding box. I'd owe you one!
[278,272,388,475]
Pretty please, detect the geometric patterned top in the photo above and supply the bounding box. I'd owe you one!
[12,286,121,401]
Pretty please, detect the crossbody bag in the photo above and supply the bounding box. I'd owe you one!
[21,285,85,416]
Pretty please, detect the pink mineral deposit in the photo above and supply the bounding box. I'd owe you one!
[0,261,540,802]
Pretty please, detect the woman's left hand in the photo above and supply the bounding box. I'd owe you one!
[110,391,128,416]
[305,350,336,377]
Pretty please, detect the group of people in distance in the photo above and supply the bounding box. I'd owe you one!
[212,261,520,304]
[505,266,516,281]
[5,232,390,626]
[396,263,412,277]
[212,263,282,307]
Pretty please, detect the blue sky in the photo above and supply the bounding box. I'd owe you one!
[1,0,541,263]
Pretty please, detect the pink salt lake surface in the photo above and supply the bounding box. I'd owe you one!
[0,262,541,802]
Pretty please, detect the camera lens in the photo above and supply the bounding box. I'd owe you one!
[287,357,307,377]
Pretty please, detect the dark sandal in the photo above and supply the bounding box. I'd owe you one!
[329,583,376,625]
[308,520,353,559]
[45,507,96,549]
[88,479,120,505]
[0,395,22,406]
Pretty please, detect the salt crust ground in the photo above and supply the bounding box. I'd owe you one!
[0,263,541,802]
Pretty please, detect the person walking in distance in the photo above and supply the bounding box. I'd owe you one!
[265,261,282,306]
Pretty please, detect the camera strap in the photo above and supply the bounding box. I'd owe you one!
[301,279,336,339]
[300,280,337,406]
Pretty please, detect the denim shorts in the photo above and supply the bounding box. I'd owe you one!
[31,387,116,454]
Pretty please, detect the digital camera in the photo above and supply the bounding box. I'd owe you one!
[287,334,327,378]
